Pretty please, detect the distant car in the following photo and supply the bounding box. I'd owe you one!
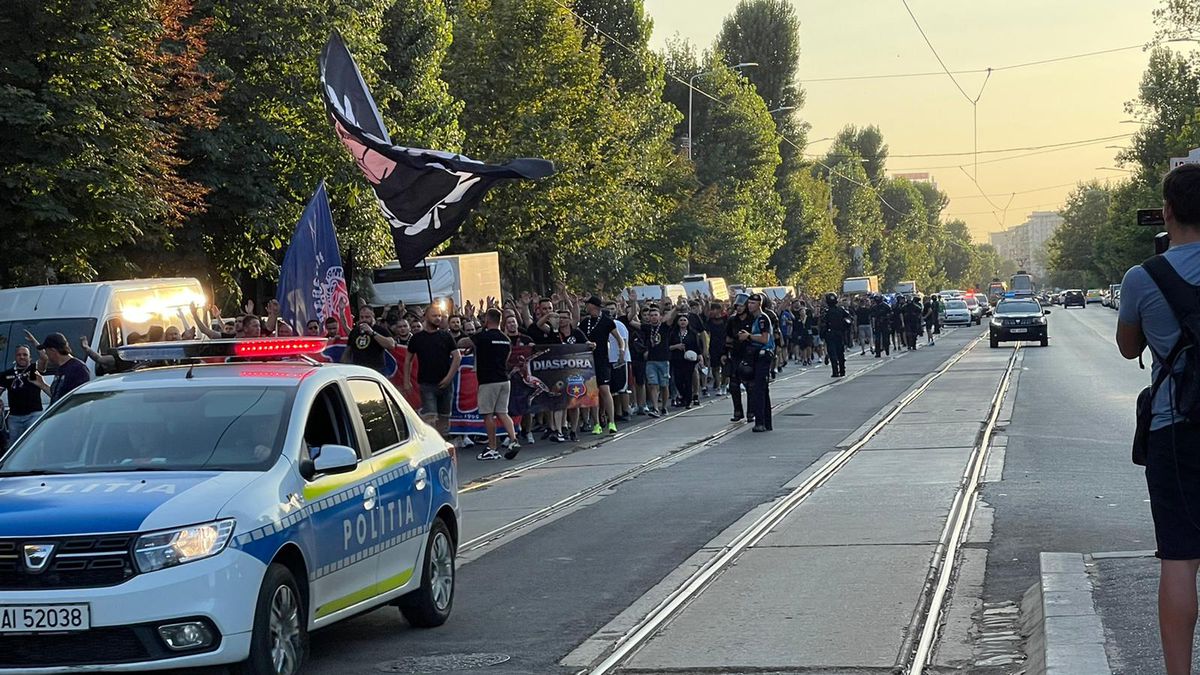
[1063,289,1085,308]
[973,293,992,316]
[941,299,972,326]
[990,298,1050,348]
[1113,288,1121,311]
[963,295,984,324]
[1086,289,1104,304]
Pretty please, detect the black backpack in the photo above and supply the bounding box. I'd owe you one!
[1133,255,1200,464]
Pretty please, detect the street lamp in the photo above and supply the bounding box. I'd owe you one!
[767,105,796,115]
[1095,166,1135,173]
[687,62,759,160]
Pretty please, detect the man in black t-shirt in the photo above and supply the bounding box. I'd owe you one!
[855,298,874,355]
[404,305,461,435]
[639,306,672,417]
[462,309,520,461]
[725,295,752,421]
[2,345,44,443]
[29,333,90,404]
[579,296,625,435]
[342,306,396,372]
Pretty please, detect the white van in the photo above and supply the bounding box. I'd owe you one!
[0,278,208,378]
[624,284,687,302]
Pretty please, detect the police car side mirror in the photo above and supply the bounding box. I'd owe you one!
[1043,310,1051,315]
[305,444,359,479]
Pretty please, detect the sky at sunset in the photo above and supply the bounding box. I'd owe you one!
[643,0,1169,243]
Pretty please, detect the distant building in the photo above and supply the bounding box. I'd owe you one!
[892,172,937,189]
[988,211,1062,277]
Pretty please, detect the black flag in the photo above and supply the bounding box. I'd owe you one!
[319,32,554,269]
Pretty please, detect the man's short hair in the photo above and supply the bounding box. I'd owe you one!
[484,308,502,326]
[1165,164,1200,226]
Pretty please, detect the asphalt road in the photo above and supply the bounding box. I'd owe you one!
[171,306,1161,675]
[981,303,1153,604]
[300,327,983,674]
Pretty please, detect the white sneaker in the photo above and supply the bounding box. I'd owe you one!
[476,449,503,461]
[460,435,476,447]
[524,432,535,445]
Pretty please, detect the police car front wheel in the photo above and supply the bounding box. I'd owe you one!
[397,518,455,627]
[233,563,308,675]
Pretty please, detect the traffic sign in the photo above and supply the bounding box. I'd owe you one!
[1170,147,1200,169]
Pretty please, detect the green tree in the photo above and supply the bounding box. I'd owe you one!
[715,0,808,171]
[879,178,936,289]
[379,0,464,152]
[1118,46,1200,181]
[1046,182,1110,288]
[0,0,214,286]
[828,125,888,185]
[778,170,844,293]
[939,220,976,288]
[445,0,680,290]
[1094,177,1161,282]
[187,0,398,301]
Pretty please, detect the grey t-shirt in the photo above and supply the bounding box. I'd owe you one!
[1119,241,1200,429]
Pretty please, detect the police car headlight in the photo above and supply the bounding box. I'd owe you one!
[990,318,1002,327]
[134,520,236,573]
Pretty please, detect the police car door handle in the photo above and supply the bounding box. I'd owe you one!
[414,466,427,491]
[363,484,377,511]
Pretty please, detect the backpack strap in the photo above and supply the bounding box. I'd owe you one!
[1141,255,1200,397]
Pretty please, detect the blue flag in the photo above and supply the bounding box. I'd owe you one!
[276,182,353,334]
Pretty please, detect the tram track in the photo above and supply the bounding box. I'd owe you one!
[458,335,955,555]
[576,334,1016,675]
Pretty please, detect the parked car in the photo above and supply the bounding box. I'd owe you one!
[1085,289,1104,304]
[973,293,992,316]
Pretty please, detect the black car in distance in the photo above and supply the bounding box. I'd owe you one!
[1062,289,1086,308]
[990,298,1051,348]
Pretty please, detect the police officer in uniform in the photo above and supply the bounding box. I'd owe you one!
[820,293,850,377]
[871,295,892,357]
[724,294,751,422]
[739,293,774,432]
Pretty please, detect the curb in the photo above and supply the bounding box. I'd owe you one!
[1021,552,1110,674]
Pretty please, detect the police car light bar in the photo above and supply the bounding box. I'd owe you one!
[117,338,328,363]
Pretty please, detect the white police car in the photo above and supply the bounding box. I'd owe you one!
[0,339,459,673]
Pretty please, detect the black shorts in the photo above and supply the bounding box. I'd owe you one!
[631,360,646,387]
[1147,422,1200,559]
[609,361,628,393]
[594,357,612,386]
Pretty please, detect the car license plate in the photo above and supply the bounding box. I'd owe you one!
[1010,328,1027,334]
[0,604,89,633]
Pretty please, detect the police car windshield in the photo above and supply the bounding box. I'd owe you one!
[996,301,1042,315]
[0,386,293,475]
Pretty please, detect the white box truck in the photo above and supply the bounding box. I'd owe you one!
[894,280,918,296]
[842,276,879,295]
[370,252,502,310]
[680,274,730,301]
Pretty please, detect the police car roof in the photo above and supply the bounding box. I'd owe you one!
[75,362,369,393]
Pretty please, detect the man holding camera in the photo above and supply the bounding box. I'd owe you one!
[1116,163,1200,675]
[2,345,43,442]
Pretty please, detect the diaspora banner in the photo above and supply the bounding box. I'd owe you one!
[448,344,598,436]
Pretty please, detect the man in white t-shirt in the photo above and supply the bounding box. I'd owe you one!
[607,301,632,421]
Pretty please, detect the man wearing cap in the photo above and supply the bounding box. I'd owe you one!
[28,333,90,404]
[579,296,625,435]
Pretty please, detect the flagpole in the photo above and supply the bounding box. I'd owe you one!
[424,257,435,309]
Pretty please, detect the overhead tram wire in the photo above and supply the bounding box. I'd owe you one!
[811,133,1135,159]
[549,0,906,216]
[891,134,1134,172]
[798,44,1146,84]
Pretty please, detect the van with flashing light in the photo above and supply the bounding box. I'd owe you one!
[0,278,209,380]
